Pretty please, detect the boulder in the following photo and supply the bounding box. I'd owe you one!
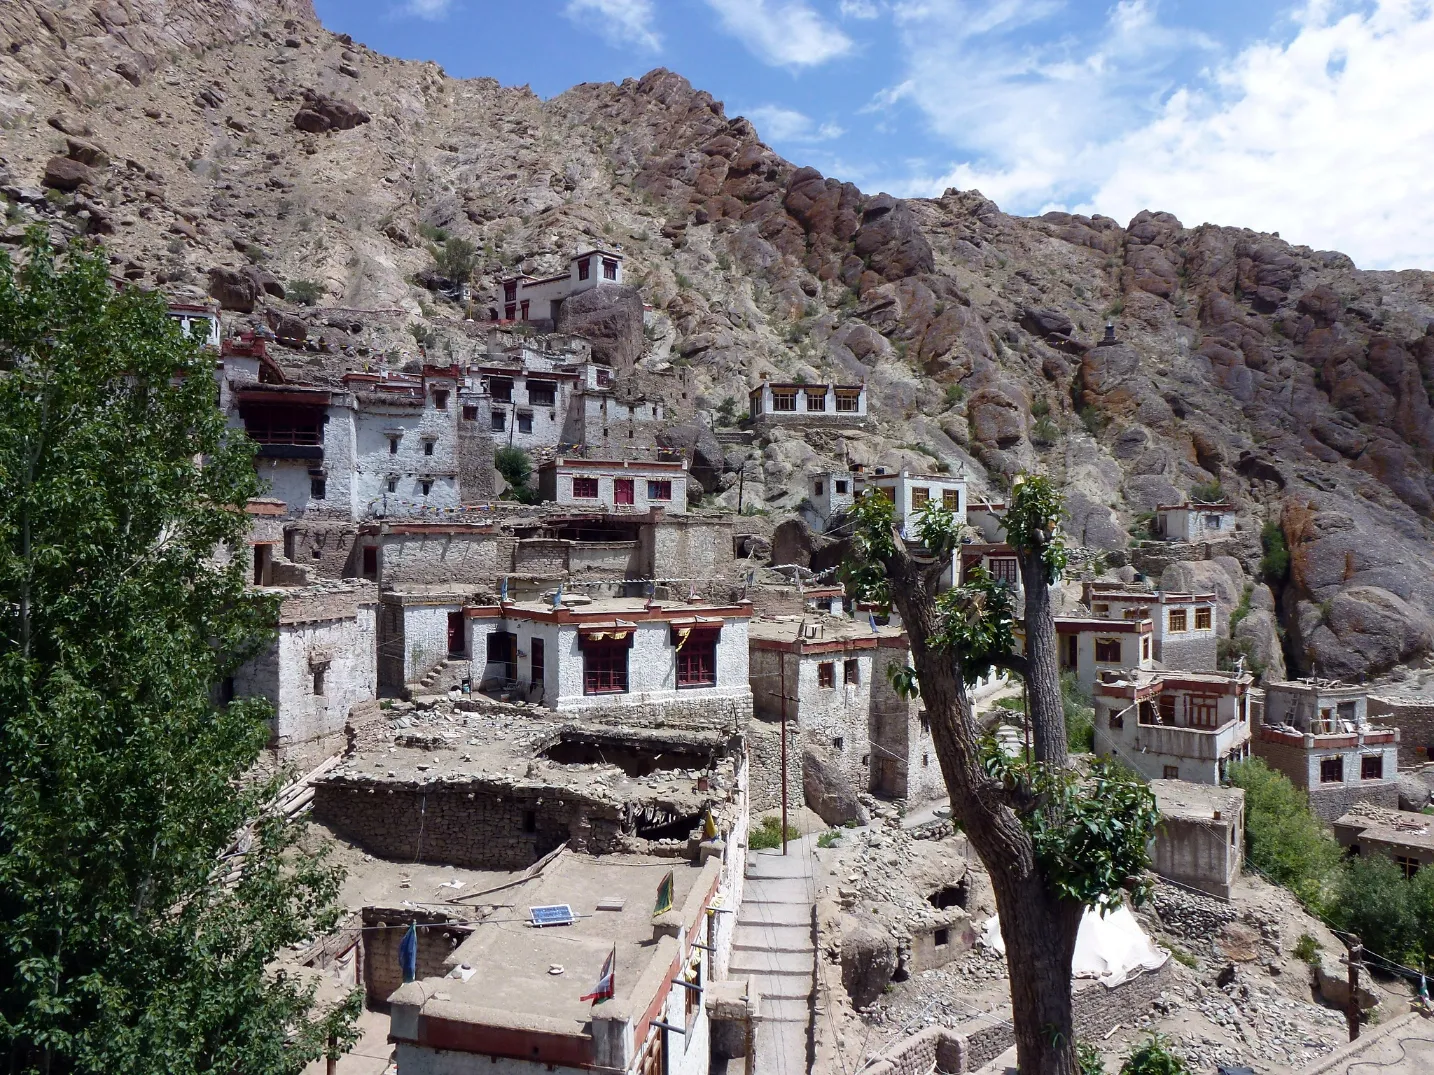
[1313,956,1378,1011]
[841,912,897,1008]
[1161,560,1244,630]
[1397,775,1431,812]
[771,518,816,568]
[266,310,308,345]
[803,748,867,827]
[1233,608,1287,680]
[557,285,644,372]
[656,422,723,493]
[207,266,261,312]
[41,156,93,192]
[293,90,371,133]
[966,388,1026,450]
[65,137,110,169]
[47,112,93,137]
[1021,307,1074,339]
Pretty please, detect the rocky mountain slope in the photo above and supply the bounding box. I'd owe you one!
[2,0,1432,679]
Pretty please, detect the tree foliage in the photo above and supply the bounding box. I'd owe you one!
[1227,758,1340,908]
[1003,475,1069,585]
[0,231,357,1073]
[430,236,479,283]
[494,445,542,504]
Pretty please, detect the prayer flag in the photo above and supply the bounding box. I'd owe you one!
[399,922,418,983]
[653,869,674,917]
[869,612,879,634]
[580,945,617,1003]
[703,809,718,840]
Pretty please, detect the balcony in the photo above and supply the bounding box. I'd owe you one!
[1257,725,1398,749]
[1134,719,1248,761]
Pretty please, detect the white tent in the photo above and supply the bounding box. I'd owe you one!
[978,905,1169,987]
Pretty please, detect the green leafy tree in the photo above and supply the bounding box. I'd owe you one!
[1327,856,1418,964]
[494,445,542,504]
[844,481,1158,1075]
[431,236,478,283]
[0,232,358,1074]
[1227,758,1340,908]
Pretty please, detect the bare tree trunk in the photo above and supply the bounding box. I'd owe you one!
[1019,551,1067,764]
[884,544,1080,1075]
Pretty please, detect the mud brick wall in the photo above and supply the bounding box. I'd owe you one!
[312,779,625,869]
[285,521,361,579]
[1307,781,1399,821]
[1369,696,1434,766]
[361,906,472,1007]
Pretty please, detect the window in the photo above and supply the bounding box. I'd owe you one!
[596,367,612,387]
[911,487,930,508]
[522,809,536,833]
[989,558,1018,586]
[1361,754,1384,780]
[1142,636,1151,660]
[818,662,836,689]
[491,411,506,432]
[1094,603,1110,616]
[614,478,634,505]
[312,666,326,695]
[528,381,556,407]
[835,389,861,412]
[922,753,930,767]
[517,411,533,434]
[432,389,449,411]
[1195,607,1213,630]
[420,480,432,496]
[1204,514,1223,530]
[919,714,930,735]
[943,488,960,511]
[504,281,517,302]
[771,390,797,412]
[1095,637,1122,663]
[252,543,272,585]
[310,476,326,499]
[861,754,869,766]
[805,389,826,411]
[835,479,848,494]
[388,435,400,454]
[1064,634,1078,669]
[490,378,513,403]
[1110,708,1125,729]
[1158,694,1176,725]
[572,476,599,499]
[504,303,516,320]
[832,736,844,751]
[577,257,590,281]
[647,480,672,501]
[933,928,950,947]
[519,300,529,320]
[530,638,544,688]
[362,546,377,578]
[602,258,618,280]
[462,405,478,421]
[423,439,435,456]
[1189,696,1218,728]
[387,478,398,493]
[813,480,824,496]
[581,637,630,694]
[844,659,860,685]
[1321,756,1344,783]
[676,632,718,688]
[1168,609,1188,632]
[1163,765,1179,780]
[1395,856,1420,880]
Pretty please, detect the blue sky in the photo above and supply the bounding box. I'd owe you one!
[313,1,1434,270]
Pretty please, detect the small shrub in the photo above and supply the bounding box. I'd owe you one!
[1191,480,1225,503]
[994,694,1025,713]
[1293,932,1321,964]
[1031,398,1052,418]
[1062,672,1095,753]
[714,397,739,428]
[676,272,693,289]
[748,816,798,850]
[1079,405,1107,436]
[715,252,732,271]
[1031,417,1060,447]
[417,221,448,243]
[1077,1041,1107,1075]
[1120,1034,1188,1075]
[287,278,323,306]
[1167,945,1197,968]
[1259,520,1290,582]
[816,830,841,849]
[241,243,267,264]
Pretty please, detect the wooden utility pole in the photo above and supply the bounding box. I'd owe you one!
[779,650,789,855]
[1345,936,1363,1040]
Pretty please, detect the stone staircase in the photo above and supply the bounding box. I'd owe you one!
[410,657,469,697]
[730,835,816,1075]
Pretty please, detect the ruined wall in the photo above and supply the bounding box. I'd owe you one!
[1369,696,1434,765]
[286,520,361,579]
[456,417,496,502]
[868,644,945,803]
[312,780,625,869]
[380,530,502,586]
[361,907,473,1007]
[512,539,570,577]
[570,540,641,577]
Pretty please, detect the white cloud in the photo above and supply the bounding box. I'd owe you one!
[881,0,1434,269]
[746,104,845,142]
[565,0,662,51]
[399,0,453,19]
[704,0,854,67]
[840,0,882,18]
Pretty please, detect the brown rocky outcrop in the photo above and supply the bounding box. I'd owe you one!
[293,90,371,133]
[556,285,644,373]
[41,156,93,191]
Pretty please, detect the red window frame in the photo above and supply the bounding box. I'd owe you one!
[647,479,672,501]
[818,662,836,689]
[581,636,630,694]
[520,300,530,320]
[602,258,618,280]
[504,282,517,301]
[578,258,591,281]
[1361,753,1383,780]
[843,658,860,685]
[572,476,599,499]
[675,628,719,688]
[1094,637,1121,663]
[614,478,635,505]
[989,558,1018,586]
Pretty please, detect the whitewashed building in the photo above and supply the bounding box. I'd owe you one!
[804,471,858,532]
[537,455,688,515]
[855,469,967,541]
[1155,502,1237,543]
[1052,616,1156,692]
[748,378,867,425]
[494,249,624,325]
[1093,669,1254,784]
[1083,584,1219,671]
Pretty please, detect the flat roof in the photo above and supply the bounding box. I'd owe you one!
[1264,678,1367,695]
[1333,804,1434,851]
[1151,779,1244,820]
[471,597,751,624]
[748,615,905,650]
[1086,589,1216,604]
[1054,616,1153,633]
[1156,503,1235,512]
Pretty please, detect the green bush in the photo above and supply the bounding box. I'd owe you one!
[418,221,448,243]
[1077,1041,1107,1075]
[1120,1034,1188,1075]
[1259,520,1290,582]
[816,830,841,849]
[495,447,541,503]
[1328,856,1419,965]
[748,816,798,850]
[287,278,323,306]
[714,396,740,428]
[1079,405,1106,436]
[431,236,478,282]
[1293,932,1321,964]
[1190,481,1225,503]
[1031,417,1060,447]
[1227,758,1340,908]
[1062,672,1095,753]
[1031,399,1052,418]
[943,383,966,407]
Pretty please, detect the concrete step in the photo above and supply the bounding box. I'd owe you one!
[743,974,811,1000]
[736,903,810,927]
[741,879,814,902]
[729,949,814,976]
[757,996,812,1022]
[731,929,813,953]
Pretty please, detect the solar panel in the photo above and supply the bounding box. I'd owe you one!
[529,904,575,928]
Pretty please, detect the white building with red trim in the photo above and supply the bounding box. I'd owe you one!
[1093,669,1254,784]
[493,249,624,325]
[465,597,752,719]
[855,469,967,541]
[748,378,867,426]
[1083,583,1219,671]
[538,454,689,515]
[1052,615,1156,691]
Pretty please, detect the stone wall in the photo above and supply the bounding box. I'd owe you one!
[361,906,473,1007]
[285,520,361,579]
[747,717,804,814]
[1254,735,1400,820]
[648,516,736,580]
[1369,696,1434,766]
[1307,780,1399,821]
[380,530,504,587]
[1159,632,1218,674]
